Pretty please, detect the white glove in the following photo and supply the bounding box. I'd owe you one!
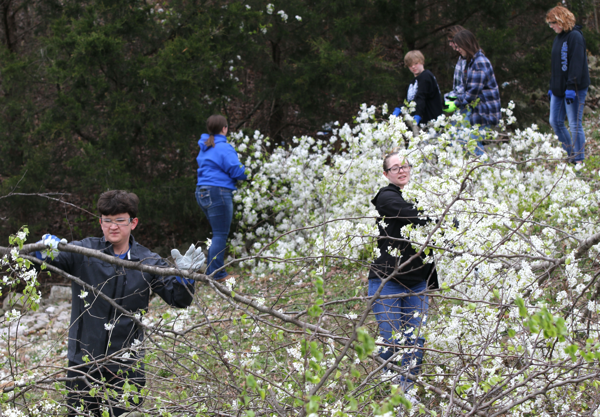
[36,234,68,260]
[171,244,206,271]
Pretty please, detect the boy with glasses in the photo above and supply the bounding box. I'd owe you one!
[35,190,203,416]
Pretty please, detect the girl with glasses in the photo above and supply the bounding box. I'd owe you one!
[368,151,438,396]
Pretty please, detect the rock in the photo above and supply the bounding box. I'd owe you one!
[584,105,594,115]
[45,306,56,314]
[588,54,598,69]
[49,286,71,302]
[31,312,50,325]
[56,302,71,314]
[56,311,70,323]
[52,320,68,332]
[2,293,35,311]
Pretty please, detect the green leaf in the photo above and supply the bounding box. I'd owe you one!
[565,344,578,362]
[515,297,528,318]
[246,374,256,389]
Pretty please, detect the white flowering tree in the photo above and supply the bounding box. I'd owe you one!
[1,104,600,416]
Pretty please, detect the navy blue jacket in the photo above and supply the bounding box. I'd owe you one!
[49,236,194,367]
[196,134,247,189]
[550,25,590,96]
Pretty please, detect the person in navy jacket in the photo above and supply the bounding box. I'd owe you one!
[34,190,199,416]
[196,115,247,282]
[546,5,590,164]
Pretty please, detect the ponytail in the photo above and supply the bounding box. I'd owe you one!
[205,115,228,149]
[205,134,215,148]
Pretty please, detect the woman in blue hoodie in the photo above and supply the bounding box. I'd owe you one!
[196,115,247,282]
[546,5,590,164]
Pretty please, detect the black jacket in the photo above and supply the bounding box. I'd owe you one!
[406,69,443,124]
[368,184,438,289]
[49,236,194,367]
[550,24,590,96]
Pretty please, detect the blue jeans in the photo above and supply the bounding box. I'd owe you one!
[453,109,486,156]
[549,88,587,162]
[196,185,234,280]
[368,279,428,380]
[469,125,490,157]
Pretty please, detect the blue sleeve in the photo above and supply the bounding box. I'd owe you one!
[45,240,83,273]
[221,144,247,181]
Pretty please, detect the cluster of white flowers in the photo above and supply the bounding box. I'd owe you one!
[4,309,21,323]
[277,10,288,21]
[222,104,600,415]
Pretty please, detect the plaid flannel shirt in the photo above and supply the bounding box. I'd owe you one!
[455,51,501,126]
[447,57,466,98]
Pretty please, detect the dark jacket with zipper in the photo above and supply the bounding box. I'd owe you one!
[368,184,439,289]
[550,24,590,96]
[49,235,194,368]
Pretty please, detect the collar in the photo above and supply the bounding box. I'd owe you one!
[101,235,137,259]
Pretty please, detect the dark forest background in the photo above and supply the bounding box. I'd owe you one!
[1,0,599,255]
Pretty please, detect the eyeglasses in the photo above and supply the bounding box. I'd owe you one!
[385,165,412,174]
[101,217,134,226]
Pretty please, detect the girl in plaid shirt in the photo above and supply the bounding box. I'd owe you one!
[452,30,501,127]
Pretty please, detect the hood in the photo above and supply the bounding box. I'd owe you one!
[561,24,583,37]
[198,134,227,152]
[371,183,401,206]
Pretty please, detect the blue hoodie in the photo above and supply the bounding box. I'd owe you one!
[196,134,247,189]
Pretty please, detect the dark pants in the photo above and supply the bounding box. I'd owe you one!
[65,361,145,417]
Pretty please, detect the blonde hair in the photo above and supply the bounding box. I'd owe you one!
[546,4,576,31]
[404,50,425,67]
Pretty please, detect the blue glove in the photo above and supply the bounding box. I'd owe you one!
[392,107,401,117]
[565,90,576,105]
[171,244,205,270]
[35,234,67,260]
[413,115,421,125]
